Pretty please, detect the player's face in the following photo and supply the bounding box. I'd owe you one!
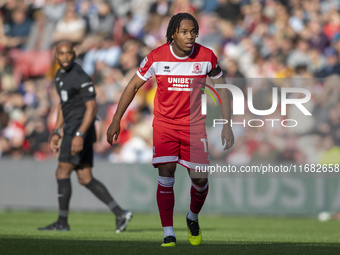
[172,19,197,57]
[55,43,75,71]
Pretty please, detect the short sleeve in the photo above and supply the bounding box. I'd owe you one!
[79,77,96,102]
[136,52,155,81]
[208,52,223,79]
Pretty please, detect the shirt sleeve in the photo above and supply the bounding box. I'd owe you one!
[79,76,96,102]
[136,51,155,81]
[208,52,223,79]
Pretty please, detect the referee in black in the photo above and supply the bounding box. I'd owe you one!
[38,40,132,233]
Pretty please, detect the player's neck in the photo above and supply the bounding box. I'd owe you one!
[170,42,194,59]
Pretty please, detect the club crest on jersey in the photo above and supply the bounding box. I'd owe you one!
[192,63,202,74]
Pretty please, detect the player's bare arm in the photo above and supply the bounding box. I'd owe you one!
[50,104,64,153]
[212,76,234,150]
[71,99,97,155]
[106,74,146,145]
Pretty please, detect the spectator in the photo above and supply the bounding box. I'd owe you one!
[315,47,340,78]
[308,20,329,52]
[42,0,66,23]
[286,38,312,69]
[25,118,50,160]
[5,7,33,48]
[149,0,171,17]
[52,2,86,43]
[323,10,340,39]
[26,10,54,50]
[0,105,9,132]
[87,1,115,38]
[215,0,241,24]
[289,8,305,33]
[319,135,340,165]
[224,59,246,92]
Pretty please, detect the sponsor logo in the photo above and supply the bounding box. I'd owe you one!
[167,77,193,91]
[140,57,148,68]
[164,66,170,72]
[81,82,93,88]
[61,90,68,102]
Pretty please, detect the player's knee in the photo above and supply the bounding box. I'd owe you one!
[56,164,72,179]
[77,175,91,186]
[158,163,176,177]
[191,178,208,187]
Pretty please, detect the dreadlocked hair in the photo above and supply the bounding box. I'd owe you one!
[166,13,199,44]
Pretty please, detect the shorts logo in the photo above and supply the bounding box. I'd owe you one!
[61,90,68,102]
[192,63,202,74]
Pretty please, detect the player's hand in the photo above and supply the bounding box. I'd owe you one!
[221,125,234,151]
[49,134,61,153]
[71,136,84,155]
[106,119,120,146]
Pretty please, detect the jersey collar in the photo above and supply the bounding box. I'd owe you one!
[170,42,194,60]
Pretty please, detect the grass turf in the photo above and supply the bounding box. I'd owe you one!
[0,211,340,255]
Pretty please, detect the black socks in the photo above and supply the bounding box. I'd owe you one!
[57,178,72,225]
[85,178,124,216]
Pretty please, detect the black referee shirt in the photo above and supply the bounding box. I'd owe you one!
[55,62,96,123]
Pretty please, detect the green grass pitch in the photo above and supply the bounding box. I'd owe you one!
[0,211,340,255]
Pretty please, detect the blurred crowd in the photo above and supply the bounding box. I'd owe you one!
[0,0,340,166]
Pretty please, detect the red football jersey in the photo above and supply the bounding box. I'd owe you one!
[137,43,223,128]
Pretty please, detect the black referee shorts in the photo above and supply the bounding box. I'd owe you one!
[59,121,96,168]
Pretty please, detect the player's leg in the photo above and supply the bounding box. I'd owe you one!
[179,127,209,246]
[76,166,132,233]
[152,123,180,246]
[76,122,131,232]
[188,171,209,221]
[186,169,208,245]
[38,161,74,231]
[158,163,177,247]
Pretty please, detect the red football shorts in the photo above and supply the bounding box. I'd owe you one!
[152,124,210,169]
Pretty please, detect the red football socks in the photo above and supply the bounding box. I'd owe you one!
[157,177,175,227]
[190,181,209,214]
